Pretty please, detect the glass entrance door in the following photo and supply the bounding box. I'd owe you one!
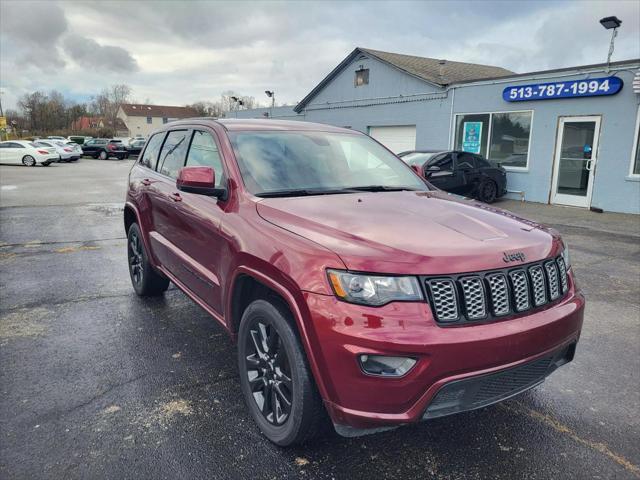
[551,116,601,208]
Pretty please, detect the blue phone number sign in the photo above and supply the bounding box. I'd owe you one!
[503,76,623,102]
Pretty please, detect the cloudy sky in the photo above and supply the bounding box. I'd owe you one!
[1,0,638,111]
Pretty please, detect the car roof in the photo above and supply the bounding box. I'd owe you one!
[168,118,357,134]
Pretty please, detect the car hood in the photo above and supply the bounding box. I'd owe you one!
[256,191,560,274]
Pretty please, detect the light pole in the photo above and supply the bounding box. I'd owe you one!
[230,96,240,117]
[599,16,622,72]
[265,90,275,118]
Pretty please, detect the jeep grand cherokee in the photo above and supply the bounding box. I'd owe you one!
[124,119,584,446]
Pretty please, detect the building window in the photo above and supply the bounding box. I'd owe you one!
[162,117,168,124]
[146,116,152,124]
[355,68,369,87]
[630,106,640,177]
[455,111,533,170]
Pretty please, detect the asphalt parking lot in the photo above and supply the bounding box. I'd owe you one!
[1,158,639,480]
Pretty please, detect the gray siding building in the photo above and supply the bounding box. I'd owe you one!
[234,48,640,214]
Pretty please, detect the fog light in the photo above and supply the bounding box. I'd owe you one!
[359,355,416,377]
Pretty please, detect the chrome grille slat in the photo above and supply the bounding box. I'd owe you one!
[557,257,568,293]
[428,280,459,322]
[487,273,510,316]
[424,256,568,324]
[509,270,530,312]
[528,265,547,306]
[460,277,486,320]
[544,261,560,300]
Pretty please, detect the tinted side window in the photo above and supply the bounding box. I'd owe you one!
[457,153,476,169]
[158,130,189,178]
[185,130,224,187]
[139,132,166,169]
[431,154,453,172]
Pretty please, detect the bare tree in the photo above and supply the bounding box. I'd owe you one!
[90,84,132,126]
[187,101,224,117]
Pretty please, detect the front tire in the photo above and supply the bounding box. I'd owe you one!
[127,223,170,296]
[477,179,498,203]
[99,150,108,160]
[238,299,327,446]
[22,155,36,167]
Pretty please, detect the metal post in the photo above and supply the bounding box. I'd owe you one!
[606,27,618,72]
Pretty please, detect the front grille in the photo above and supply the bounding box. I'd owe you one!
[423,256,569,325]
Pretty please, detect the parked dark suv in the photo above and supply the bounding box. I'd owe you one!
[124,119,584,446]
[399,150,507,203]
[82,138,129,160]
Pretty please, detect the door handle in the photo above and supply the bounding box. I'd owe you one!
[169,192,182,202]
[141,178,152,186]
[585,160,593,171]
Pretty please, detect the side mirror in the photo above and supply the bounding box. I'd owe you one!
[425,165,440,176]
[176,166,226,197]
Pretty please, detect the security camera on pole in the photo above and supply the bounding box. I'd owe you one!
[265,90,275,118]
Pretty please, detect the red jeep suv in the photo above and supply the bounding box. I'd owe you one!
[124,119,584,446]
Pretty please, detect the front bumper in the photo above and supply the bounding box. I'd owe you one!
[303,271,584,430]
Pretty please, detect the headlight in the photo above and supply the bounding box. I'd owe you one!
[561,242,571,269]
[327,269,423,306]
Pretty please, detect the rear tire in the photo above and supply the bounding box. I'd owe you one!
[477,179,498,203]
[22,155,36,167]
[127,222,170,296]
[238,299,328,446]
[99,150,108,160]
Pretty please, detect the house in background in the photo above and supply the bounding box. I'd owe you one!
[69,116,127,136]
[70,116,104,131]
[117,104,198,137]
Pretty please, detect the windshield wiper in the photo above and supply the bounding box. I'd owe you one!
[255,188,358,198]
[346,185,420,192]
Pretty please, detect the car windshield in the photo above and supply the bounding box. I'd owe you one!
[401,152,439,166]
[229,131,428,196]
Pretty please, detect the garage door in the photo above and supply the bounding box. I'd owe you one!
[368,125,416,154]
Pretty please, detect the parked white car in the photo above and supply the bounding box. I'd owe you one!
[0,140,58,166]
[62,141,83,160]
[35,140,80,162]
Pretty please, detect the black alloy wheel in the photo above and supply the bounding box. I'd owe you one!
[245,319,293,426]
[126,222,169,296]
[128,228,144,287]
[478,179,497,203]
[238,299,328,446]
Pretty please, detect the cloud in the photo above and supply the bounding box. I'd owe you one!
[0,0,68,69]
[63,35,139,73]
[0,0,638,111]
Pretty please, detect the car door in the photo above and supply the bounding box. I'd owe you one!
[146,129,192,279]
[0,142,16,163]
[164,128,229,313]
[82,140,97,155]
[425,153,462,192]
[455,152,480,196]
